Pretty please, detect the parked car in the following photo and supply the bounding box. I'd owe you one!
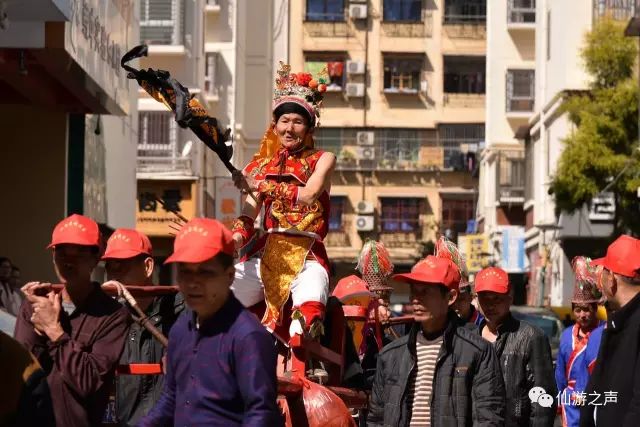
[511,305,564,363]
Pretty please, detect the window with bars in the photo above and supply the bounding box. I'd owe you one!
[438,124,484,170]
[441,198,475,235]
[444,0,486,23]
[443,56,486,94]
[506,70,535,112]
[508,0,536,23]
[139,0,184,45]
[306,0,345,22]
[329,197,346,231]
[138,112,177,151]
[383,0,422,22]
[380,198,422,233]
[383,57,423,92]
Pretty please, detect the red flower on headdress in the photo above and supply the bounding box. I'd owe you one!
[296,73,313,87]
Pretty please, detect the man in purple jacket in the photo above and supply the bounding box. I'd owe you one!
[139,218,282,427]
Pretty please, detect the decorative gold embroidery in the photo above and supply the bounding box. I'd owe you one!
[260,234,314,328]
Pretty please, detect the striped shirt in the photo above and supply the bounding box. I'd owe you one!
[408,333,443,427]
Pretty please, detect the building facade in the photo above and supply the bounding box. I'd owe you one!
[288,0,486,298]
[516,0,635,306]
[136,0,275,282]
[477,0,535,303]
[0,0,138,281]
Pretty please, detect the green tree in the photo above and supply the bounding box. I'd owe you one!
[550,18,640,235]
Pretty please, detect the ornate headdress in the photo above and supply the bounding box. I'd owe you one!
[434,236,470,290]
[571,256,603,304]
[273,61,327,125]
[251,62,328,163]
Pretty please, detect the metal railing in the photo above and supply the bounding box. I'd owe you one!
[140,0,184,45]
[303,20,351,37]
[507,0,535,24]
[506,69,535,112]
[315,136,481,171]
[137,156,192,174]
[594,0,638,21]
[497,149,525,201]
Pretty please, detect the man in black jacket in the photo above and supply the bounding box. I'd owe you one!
[474,267,556,427]
[580,235,640,427]
[102,229,184,427]
[367,255,505,427]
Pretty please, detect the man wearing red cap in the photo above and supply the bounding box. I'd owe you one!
[102,229,184,427]
[140,218,281,427]
[580,235,640,427]
[14,214,130,427]
[474,266,557,426]
[367,255,505,427]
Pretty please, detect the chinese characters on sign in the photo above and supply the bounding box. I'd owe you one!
[75,0,122,74]
[458,234,487,273]
[136,182,195,236]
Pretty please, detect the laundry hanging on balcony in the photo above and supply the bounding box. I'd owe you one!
[121,44,235,174]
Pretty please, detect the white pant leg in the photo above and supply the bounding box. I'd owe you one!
[232,258,265,308]
[289,261,329,307]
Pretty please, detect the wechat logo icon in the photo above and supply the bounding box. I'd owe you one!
[529,387,554,408]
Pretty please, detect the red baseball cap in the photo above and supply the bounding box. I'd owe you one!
[592,235,640,278]
[393,255,461,291]
[102,229,153,260]
[47,214,100,249]
[475,267,510,294]
[164,218,235,264]
[332,275,373,302]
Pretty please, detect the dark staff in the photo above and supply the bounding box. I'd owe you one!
[121,45,258,203]
[37,283,179,348]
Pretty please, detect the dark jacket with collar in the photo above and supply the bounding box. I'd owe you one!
[580,292,640,427]
[116,293,184,426]
[475,313,557,427]
[367,311,505,427]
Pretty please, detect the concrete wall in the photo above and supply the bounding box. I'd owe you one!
[0,105,67,282]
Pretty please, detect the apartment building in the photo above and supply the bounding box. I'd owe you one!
[516,0,636,306]
[136,0,275,281]
[287,0,486,294]
[477,0,535,303]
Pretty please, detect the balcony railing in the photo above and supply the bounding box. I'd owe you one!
[137,156,192,174]
[140,0,184,45]
[303,20,351,37]
[507,0,535,24]
[594,0,638,21]
[315,137,481,172]
[497,149,525,202]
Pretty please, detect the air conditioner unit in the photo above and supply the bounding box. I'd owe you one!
[356,131,374,145]
[349,4,368,19]
[346,60,365,75]
[355,215,375,231]
[356,146,375,160]
[356,200,375,214]
[345,82,365,98]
